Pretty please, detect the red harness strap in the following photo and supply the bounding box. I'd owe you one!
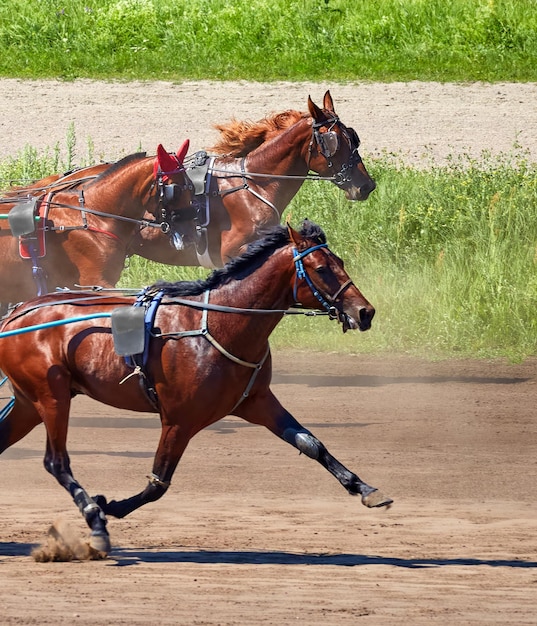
[19,192,123,260]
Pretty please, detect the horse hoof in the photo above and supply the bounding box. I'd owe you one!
[361,489,393,509]
[89,530,111,557]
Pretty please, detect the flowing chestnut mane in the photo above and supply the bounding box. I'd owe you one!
[210,110,307,157]
[154,221,327,297]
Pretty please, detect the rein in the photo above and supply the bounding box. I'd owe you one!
[207,167,337,182]
[41,199,166,232]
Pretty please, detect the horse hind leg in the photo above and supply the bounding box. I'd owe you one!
[36,382,111,557]
[43,439,111,557]
[1,391,110,556]
[0,391,42,454]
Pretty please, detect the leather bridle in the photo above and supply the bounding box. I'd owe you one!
[292,243,354,321]
[309,115,362,188]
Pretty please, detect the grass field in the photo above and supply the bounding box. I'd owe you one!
[0,0,536,82]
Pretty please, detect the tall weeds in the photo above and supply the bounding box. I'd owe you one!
[1,138,535,360]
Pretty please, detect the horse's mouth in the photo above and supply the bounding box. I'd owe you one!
[339,307,374,333]
[344,180,376,201]
[344,188,372,202]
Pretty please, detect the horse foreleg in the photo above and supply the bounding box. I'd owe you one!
[235,391,393,508]
[94,423,187,519]
[43,438,111,555]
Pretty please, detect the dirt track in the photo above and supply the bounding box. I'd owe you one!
[1,79,537,165]
[1,80,537,624]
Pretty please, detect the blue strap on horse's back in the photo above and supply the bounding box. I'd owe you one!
[115,289,164,409]
[124,289,164,369]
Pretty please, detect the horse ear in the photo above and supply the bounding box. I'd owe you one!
[157,144,180,172]
[287,222,302,247]
[307,95,324,122]
[323,90,335,113]
[175,139,190,165]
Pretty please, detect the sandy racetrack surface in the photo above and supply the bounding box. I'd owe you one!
[0,80,536,625]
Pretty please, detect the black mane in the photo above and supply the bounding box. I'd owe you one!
[153,220,326,297]
[90,152,147,185]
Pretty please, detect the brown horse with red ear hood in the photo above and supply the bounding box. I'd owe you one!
[0,141,193,312]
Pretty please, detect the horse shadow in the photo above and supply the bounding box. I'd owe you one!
[271,372,531,388]
[107,549,537,569]
[2,543,536,570]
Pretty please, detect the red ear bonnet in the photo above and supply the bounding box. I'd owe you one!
[155,141,189,179]
[156,143,179,174]
[175,139,189,164]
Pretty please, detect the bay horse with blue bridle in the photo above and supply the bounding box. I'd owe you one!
[0,220,392,557]
[127,90,376,268]
[0,142,192,314]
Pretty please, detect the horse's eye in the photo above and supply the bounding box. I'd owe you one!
[315,266,328,275]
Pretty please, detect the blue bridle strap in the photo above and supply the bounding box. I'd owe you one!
[292,243,338,317]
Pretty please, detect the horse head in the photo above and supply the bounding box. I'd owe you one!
[307,91,376,201]
[153,141,194,234]
[287,221,375,332]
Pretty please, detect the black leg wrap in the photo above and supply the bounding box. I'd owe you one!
[92,477,169,519]
[73,487,107,531]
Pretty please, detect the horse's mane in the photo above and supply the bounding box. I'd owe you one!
[154,220,326,297]
[209,110,307,157]
[90,152,147,185]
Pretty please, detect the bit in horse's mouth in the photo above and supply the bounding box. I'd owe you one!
[340,311,372,333]
[340,313,358,333]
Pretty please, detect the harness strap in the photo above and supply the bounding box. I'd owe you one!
[154,291,271,412]
[121,290,165,410]
[209,158,280,223]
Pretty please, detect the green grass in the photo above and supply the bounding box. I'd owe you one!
[275,148,537,360]
[4,139,534,360]
[0,0,536,81]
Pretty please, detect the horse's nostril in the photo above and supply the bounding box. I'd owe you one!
[359,306,375,325]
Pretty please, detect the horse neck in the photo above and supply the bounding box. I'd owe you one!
[224,117,313,211]
[84,157,156,219]
[211,247,295,343]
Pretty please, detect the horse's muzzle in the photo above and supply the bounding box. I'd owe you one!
[341,305,375,333]
[345,178,376,201]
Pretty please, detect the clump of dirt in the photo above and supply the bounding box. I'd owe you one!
[31,519,107,562]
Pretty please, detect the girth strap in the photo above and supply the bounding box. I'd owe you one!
[120,290,165,410]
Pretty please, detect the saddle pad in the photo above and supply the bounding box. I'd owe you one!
[8,197,38,236]
[18,197,47,260]
[111,306,146,356]
[187,152,210,196]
